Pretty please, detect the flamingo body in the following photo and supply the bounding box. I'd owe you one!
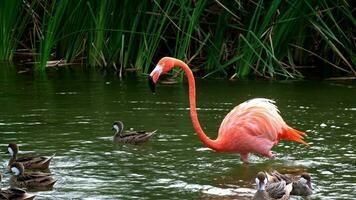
[149,57,307,163]
[215,98,287,157]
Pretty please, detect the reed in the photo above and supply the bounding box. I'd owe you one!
[38,0,69,71]
[59,0,90,64]
[0,0,354,79]
[0,0,24,61]
[304,0,356,76]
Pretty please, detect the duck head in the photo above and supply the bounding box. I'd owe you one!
[10,162,25,176]
[7,143,19,157]
[300,172,313,189]
[255,172,268,191]
[112,121,124,135]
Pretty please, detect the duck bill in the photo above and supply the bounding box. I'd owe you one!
[258,182,266,191]
[148,76,156,93]
[3,170,11,175]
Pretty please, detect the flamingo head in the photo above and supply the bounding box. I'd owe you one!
[148,57,176,93]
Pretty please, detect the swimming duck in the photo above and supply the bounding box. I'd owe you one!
[0,172,36,200]
[265,170,313,196]
[112,121,157,144]
[7,143,54,171]
[253,172,293,200]
[9,162,57,189]
[0,187,36,200]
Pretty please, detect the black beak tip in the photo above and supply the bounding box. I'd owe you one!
[148,76,156,94]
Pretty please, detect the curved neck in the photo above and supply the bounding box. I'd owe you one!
[114,130,123,139]
[8,155,16,167]
[173,59,219,151]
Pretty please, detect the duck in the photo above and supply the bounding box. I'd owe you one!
[265,170,313,196]
[253,172,293,200]
[0,172,36,200]
[112,121,157,144]
[0,187,36,200]
[9,162,57,189]
[7,143,54,171]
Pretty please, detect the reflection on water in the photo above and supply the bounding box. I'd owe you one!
[0,68,355,199]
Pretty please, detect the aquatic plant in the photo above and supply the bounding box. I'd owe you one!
[0,0,26,61]
[38,0,69,71]
[0,0,354,79]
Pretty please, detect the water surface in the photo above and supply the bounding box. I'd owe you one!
[0,67,355,199]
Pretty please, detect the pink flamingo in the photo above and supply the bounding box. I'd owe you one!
[148,57,308,163]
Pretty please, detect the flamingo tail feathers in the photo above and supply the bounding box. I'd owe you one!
[280,128,308,146]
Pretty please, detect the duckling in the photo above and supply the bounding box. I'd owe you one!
[9,162,56,189]
[7,143,54,170]
[253,172,293,200]
[112,121,157,144]
[265,170,313,196]
[0,172,36,200]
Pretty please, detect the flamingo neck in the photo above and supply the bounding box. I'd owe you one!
[173,59,220,151]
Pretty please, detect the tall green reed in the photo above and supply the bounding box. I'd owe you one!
[58,0,90,64]
[0,0,354,79]
[0,0,24,61]
[304,0,355,76]
[38,0,69,71]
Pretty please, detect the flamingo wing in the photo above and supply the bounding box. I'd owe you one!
[217,98,287,154]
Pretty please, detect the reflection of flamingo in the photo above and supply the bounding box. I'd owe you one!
[148,57,308,163]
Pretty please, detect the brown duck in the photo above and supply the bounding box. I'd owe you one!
[7,143,54,170]
[0,187,35,200]
[0,172,35,200]
[9,162,57,189]
[112,121,157,144]
[253,172,293,200]
[265,170,313,196]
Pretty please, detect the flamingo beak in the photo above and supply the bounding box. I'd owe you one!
[149,64,164,94]
[148,76,156,93]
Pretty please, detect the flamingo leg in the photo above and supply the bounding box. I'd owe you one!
[264,151,276,159]
[240,153,249,163]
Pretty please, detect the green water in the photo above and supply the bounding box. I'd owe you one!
[0,67,355,199]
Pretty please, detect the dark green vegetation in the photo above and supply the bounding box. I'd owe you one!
[0,0,355,79]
